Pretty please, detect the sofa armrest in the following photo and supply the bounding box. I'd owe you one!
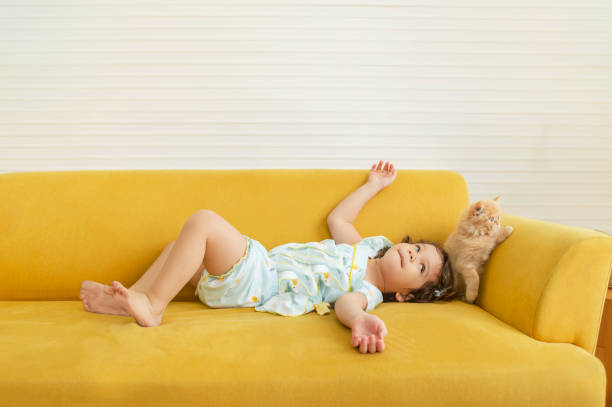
[477,214,612,354]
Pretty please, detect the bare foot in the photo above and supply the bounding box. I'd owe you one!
[80,280,130,317]
[108,281,163,327]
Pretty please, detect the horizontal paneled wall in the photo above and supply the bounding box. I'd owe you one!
[1,0,611,233]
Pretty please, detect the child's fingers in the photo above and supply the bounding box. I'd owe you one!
[372,160,394,172]
[369,335,376,353]
[354,336,364,349]
[376,322,388,339]
[359,337,368,353]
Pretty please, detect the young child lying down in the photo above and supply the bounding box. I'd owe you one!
[80,160,455,354]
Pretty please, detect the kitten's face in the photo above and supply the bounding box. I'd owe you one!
[469,196,502,235]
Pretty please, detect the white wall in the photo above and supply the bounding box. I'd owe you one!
[1,0,611,234]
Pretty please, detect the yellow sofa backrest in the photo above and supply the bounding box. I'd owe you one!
[0,169,469,300]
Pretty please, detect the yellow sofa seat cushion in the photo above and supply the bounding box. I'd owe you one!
[0,300,604,406]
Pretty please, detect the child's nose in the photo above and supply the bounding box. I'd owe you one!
[407,248,415,261]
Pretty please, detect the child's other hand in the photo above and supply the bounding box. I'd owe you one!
[351,313,388,354]
[368,160,397,189]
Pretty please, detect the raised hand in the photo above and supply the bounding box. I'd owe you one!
[368,160,397,189]
[351,313,388,354]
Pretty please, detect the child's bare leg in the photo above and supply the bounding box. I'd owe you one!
[129,241,177,294]
[80,241,204,316]
[108,210,247,327]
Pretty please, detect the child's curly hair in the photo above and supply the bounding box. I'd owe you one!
[370,234,457,303]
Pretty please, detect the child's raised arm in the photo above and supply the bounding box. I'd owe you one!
[327,160,397,224]
[336,292,388,354]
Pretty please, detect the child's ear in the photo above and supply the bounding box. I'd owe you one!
[493,195,501,202]
[395,292,415,302]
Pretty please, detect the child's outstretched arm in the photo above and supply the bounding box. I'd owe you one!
[327,160,397,225]
[336,292,388,354]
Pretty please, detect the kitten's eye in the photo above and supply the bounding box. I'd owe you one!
[489,217,494,222]
[420,264,425,273]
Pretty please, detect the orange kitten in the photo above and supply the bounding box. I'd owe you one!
[443,196,513,303]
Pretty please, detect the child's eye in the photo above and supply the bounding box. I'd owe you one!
[420,264,425,273]
[416,245,420,252]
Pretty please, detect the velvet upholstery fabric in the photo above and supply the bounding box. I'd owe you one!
[0,169,609,406]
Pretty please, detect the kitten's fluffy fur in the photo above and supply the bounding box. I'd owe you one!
[443,196,513,303]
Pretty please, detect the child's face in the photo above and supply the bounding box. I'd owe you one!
[380,243,443,301]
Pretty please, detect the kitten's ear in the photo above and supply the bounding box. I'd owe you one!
[493,195,501,202]
[472,203,483,216]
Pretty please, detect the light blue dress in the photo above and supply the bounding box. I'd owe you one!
[195,234,394,317]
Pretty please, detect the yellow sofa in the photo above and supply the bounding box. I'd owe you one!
[1,169,611,406]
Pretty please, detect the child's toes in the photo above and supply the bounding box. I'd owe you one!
[112,281,128,297]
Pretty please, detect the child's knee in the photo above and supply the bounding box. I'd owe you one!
[186,209,219,230]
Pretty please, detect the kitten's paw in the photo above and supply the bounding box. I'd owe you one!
[504,225,513,235]
[465,289,478,303]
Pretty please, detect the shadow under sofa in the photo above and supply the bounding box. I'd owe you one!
[1,169,610,407]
